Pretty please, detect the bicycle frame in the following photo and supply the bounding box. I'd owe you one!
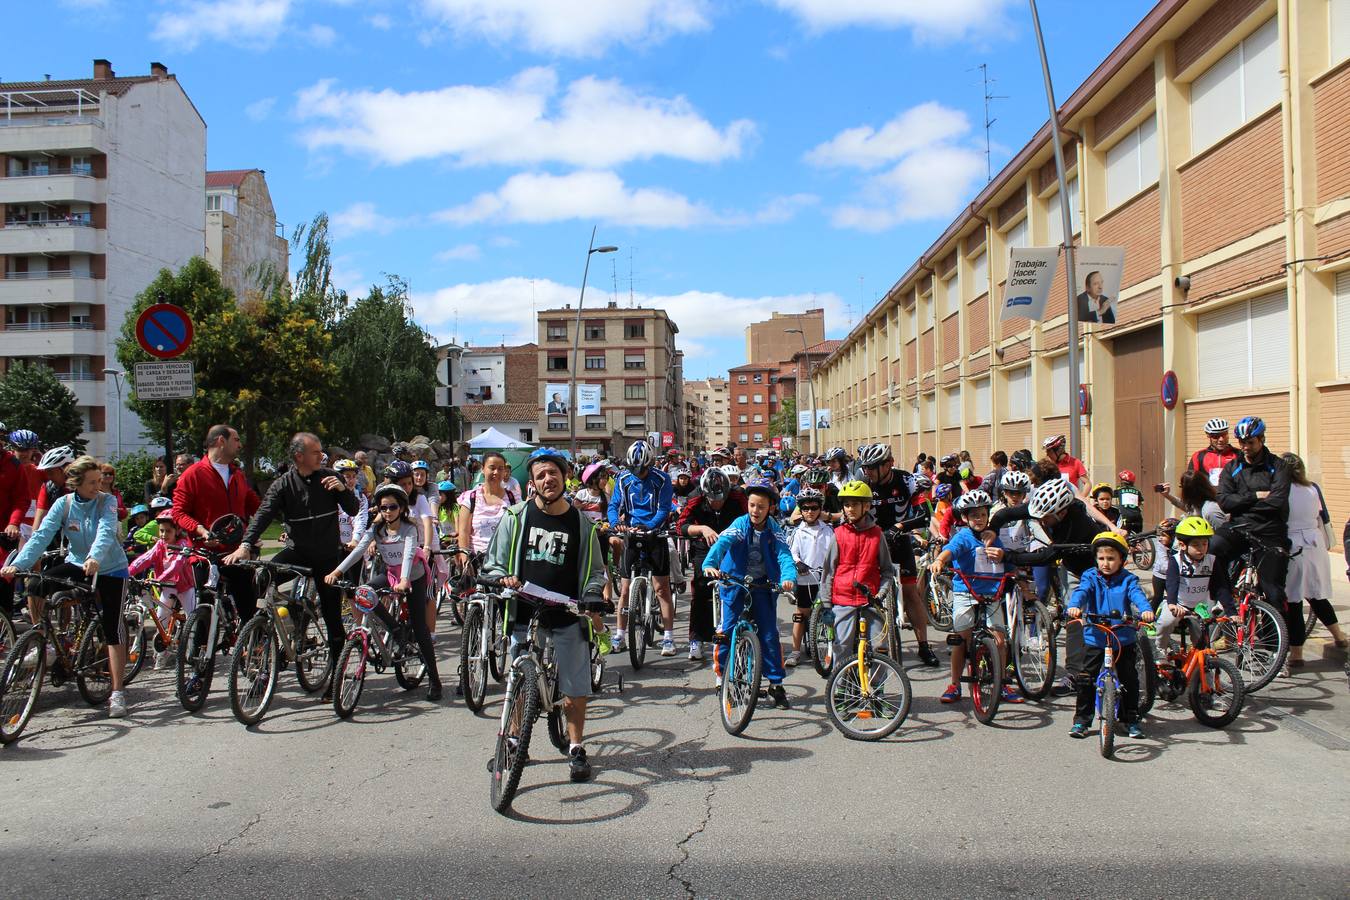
[497,596,568,733]
[1156,613,1220,694]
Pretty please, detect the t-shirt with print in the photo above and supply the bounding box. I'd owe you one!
[746,527,768,582]
[945,526,1003,594]
[519,502,584,627]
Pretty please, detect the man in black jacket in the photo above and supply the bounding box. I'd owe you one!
[229,432,358,694]
[677,469,746,661]
[1216,416,1291,606]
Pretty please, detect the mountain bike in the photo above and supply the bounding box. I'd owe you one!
[461,577,510,713]
[916,535,954,632]
[1208,528,1290,693]
[825,582,912,740]
[621,528,668,670]
[123,576,182,681]
[0,572,118,743]
[950,570,1013,725]
[1004,571,1057,701]
[331,582,427,718]
[1074,613,1142,758]
[710,574,774,736]
[432,544,473,626]
[1143,606,1244,727]
[173,547,241,712]
[226,559,332,726]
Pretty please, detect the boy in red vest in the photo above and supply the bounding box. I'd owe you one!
[819,480,895,668]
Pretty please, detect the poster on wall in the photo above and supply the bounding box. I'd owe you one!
[661,432,675,448]
[543,383,569,415]
[815,408,832,429]
[1000,247,1060,321]
[576,384,601,416]
[797,410,813,433]
[1073,246,1127,325]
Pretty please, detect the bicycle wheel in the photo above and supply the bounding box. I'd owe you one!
[460,605,488,713]
[627,578,648,670]
[293,606,332,694]
[1228,598,1288,693]
[176,606,215,713]
[1130,540,1154,572]
[590,639,606,693]
[0,614,14,663]
[1304,603,1318,641]
[825,653,911,740]
[809,605,833,679]
[547,704,569,755]
[122,608,148,685]
[719,627,762,736]
[1135,636,1157,718]
[332,635,367,719]
[1189,654,1245,728]
[228,616,279,726]
[1012,601,1056,700]
[0,630,46,744]
[922,570,954,632]
[394,629,427,690]
[1098,676,1116,759]
[488,600,508,683]
[75,618,112,706]
[490,657,539,814]
[883,589,903,667]
[969,635,1002,725]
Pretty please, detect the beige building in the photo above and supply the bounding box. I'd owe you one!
[812,0,1350,528]
[745,308,824,366]
[0,59,205,456]
[684,392,706,451]
[536,301,681,454]
[204,168,287,301]
[686,376,730,448]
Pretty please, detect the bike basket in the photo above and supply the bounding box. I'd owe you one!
[352,585,380,614]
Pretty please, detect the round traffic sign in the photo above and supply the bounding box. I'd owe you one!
[1078,383,1091,416]
[1160,370,1179,410]
[135,304,194,360]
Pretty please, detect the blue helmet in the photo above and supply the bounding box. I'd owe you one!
[436,480,456,493]
[410,460,430,471]
[526,447,571,476]
[743,476,780,506]
[127,504,149,518]
[1233,416,1266,440]
[383,460,413,480]
[8,428,38,449]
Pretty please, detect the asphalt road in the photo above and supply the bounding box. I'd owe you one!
[2,585,1348,899]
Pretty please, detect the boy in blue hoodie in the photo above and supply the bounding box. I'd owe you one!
[1065,532,1155,739]
[703,477,797,709]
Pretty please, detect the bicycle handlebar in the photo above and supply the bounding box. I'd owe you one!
[234,558,313,578]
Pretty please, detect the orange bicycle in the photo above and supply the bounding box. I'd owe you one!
[1140,607,1244,728]
[123,576,184,681]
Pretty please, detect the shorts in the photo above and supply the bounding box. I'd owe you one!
[546,619,593,699]
[621,533,670,578]
[886,532,918,585]
[792,583,818,610]
[951,591,1007,634]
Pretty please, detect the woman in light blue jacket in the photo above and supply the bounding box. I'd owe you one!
[2,455,132,717]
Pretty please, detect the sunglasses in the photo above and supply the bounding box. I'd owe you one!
[378,504,401,512]
[799,505,822,512]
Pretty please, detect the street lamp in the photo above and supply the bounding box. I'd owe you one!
[102,367,125,458]
[568,227,618,459]
[785,328,818,455]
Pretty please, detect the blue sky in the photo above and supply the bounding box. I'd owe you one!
[14,0,1154,377]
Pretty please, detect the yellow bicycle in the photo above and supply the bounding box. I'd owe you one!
[824,581,913,740]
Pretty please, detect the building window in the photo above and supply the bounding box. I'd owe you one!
[752,394,763,403]
[1006,365,1031,420]
[1046,177,1080,245]
[973,376,991,425]
[624,353,644,370]
[520,429,533,442]
[1190,17,1279,155]
[737,375,748,384]
[1003,217,1028,252]
[548,419,568,431]
[737,394,748,404]
[752,413,763,424]
[739,433,749,443]
[584,321,605,340]
[753,433,763,442]
[1049,354,1070,416]
[585,353,605,370]
[1336,0,1350,63]
[753,374,763,383]
[1196,292,1289,394]
[942,385,961,423]
[1336,271,1350,377]
[920,393,934,431]
[547,355,567,371]
[585,417,607,431]
[1105,114,1159,209]
[624,383,646,400]
[625,414,646,430]
[546,321,567,341]
[969,250,988,297]
[738,414,748,424]
[625,320,645,339]
[206,194,222,211]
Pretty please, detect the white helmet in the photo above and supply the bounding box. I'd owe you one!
[1000,470,1032,494]
[1027,479,1075,518]
[720,463,741,478]
[39,445,76,470]
[626,441,654,471]
[955,489,993,512]
[1203,417,1229,435]
[856,443,892,467]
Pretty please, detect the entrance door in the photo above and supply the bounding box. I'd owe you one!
[1112,325,1164,525]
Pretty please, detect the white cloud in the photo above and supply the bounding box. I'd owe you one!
[436,243,482,261]
[831,145,985,231]
[420,0,709,56]
[367,13,393,29]
[152,0,293,49]
[769,0,1010,39]
[331,201,398,237]
[305,22,338,45]
[805,102,971,170]
[295,68,754,168]
[488,235,519,248]
[244,97,277,121]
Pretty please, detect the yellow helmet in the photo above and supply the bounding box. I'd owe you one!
[838,480,874,501]
[1091,531,1128,555]
[1174,516,1215,539]
[1090,482,1114,498]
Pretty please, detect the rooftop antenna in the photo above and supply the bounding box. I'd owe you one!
[970,63,1007,182]
[611,257,619,304]
[628,247,636,307]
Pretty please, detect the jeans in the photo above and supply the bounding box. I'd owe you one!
[716,585,784,684]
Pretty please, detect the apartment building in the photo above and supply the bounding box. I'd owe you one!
[727,361,785,449]
[536,302,681,454]
[0,59,205,456]
[452,342,540,444]
[686,376,730,448]
[812,0,1350,526]
[684,392,706,451]
[745,308,824,366]
[204,168,288,302]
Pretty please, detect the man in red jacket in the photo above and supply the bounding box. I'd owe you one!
[0,442,31,619]
[173,424,262,619]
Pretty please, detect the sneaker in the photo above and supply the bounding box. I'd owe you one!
[1052,675,1076,697]
[569,746,593,783]
[1069,722,1089,739]
[1124,723,1145,739]
[715,674,723,688]
[769,684,790,710]
[940,683,961,703]
[785,649,802,668]
[660,638,676,657]
[596,630,613,656]
[917,643,940,667]
[688,640,703,661]
[108,691,129,719]
[155,649,173,671]
[611,633,627,653]
[1001,684,1025,704]
[426,683,443,702]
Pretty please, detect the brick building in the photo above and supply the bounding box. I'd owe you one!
[745,308,824,367]
[812,0,1350,527]
[203,168,288,302]
[454,342,539,443]
[727,362,785,449]
[686,376,730,449]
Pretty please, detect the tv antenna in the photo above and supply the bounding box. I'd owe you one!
[971,63,1007,182]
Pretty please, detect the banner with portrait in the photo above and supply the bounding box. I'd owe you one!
[1073,246,1126,326]
[543,383,570,416]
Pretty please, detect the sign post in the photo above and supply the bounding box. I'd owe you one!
[135,294,194,468]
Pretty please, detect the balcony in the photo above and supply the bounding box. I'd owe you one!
[0,220,103,255]
[0,172,105,205]
[0,324,102,357]
[0,117,107,154]
[53,375,105,406]
[0,273,101,305]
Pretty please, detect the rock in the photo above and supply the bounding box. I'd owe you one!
[326,445,351,460]
[410,435,432,447]
[431,441,452,458]
[358,434,391,453]
[409,442,433,459]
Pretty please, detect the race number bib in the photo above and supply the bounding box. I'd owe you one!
[1120,493,1139,508]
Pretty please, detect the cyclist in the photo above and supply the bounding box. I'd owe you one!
[677,466,747,661]
[31,444,77,532]
[127,508,196,669]
[7,428,41,540]
[1042,434,1088,494]
[480,448,608,782]
[857,443,941,667]
[333,459,368,549]
[785,486,832,667]
[702,476,796,709]
[1154,516,1223,655]
[1062,532,1154,739]
[1008,448,1036,475]
[608,441,677,656]
[3,456,133,717]
[123,504,151,553]
[935,454,965,501]
[991,470,1033,552]
[1114,470,1144,535]
[818,480,893,671]
[435,480,458,542]
[455,451,519,574]
[1187,418,1238,488]
[1090,483,1119,526]
[228,432,358,698]
[0,431,33,621]
[824,447,853,491]
[1215,416,1291,608]
[1148,518,1180,608]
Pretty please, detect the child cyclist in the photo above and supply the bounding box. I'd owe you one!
[818,481,894,670]
[785,487,834,667]
[1149,518,1180,609]
[1154,516,1224,654]
[126,508,197,669]
[1115,470,1144,535]
[930,490,1023,705]
[1064,532,1155,739]
[702,477,797,710]
[1090,484,1120,526]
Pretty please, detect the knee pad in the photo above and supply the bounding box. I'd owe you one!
[791,612,807,624]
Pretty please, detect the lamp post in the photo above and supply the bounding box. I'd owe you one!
[568,227,618,459]
[102,367,125,458]
[786,328,818,455]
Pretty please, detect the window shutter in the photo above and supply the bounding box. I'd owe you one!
[1191,45,1242,154]
[973,377,991,424]
[1248,292,1289,388]
[1105,128,1139,209]
[1007,366,1030,420]
[1242,18,1281,116]
[1197,301,1250,394]
[1336,271,1350,376]
[1050,355,1070,415]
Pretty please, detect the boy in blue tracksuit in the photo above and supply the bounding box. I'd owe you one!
[608,444,677,654]
[1065,532,1155,739]
[702,478,797,709]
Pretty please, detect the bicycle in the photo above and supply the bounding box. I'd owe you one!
[0,572,118,743]
[824,581,912,740]
[1127,529,1157,571]
[460,576,511,713]
[431,543,472,626]
[807,588,835,679]
[949,570,1015,725]
[1003,571,1057,701]
[916,535,954,632]
[1208,527,1291,692]
[225,559,333,726]
[331,581,427,718]
[123,576,183,680]
[173,546,241,713]
[709,574,774,736]
[1073,613,1142,758]
[486,586,581,814]
[1140,605,1244,727]
[621,528,669,670]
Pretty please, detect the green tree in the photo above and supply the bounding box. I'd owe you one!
[291,212,348,328]
[768,396,797,441]
[0,361,86,452]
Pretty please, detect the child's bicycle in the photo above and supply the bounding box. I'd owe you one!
[1139,605,1245,728]
[1073,613,1142,758]
[916,535,954,632]
[807,589,835,679]
[330,582,427,718]
[123,576,183,680]
[824,581,912,740]
[710,574,775,736]
[950,570,1017,725]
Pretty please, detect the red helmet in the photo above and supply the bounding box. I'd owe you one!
[1117,469,1136,484]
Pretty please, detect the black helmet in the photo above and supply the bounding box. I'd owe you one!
[209,514,245,546]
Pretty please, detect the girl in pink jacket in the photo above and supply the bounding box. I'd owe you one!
[127,510,196,668]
